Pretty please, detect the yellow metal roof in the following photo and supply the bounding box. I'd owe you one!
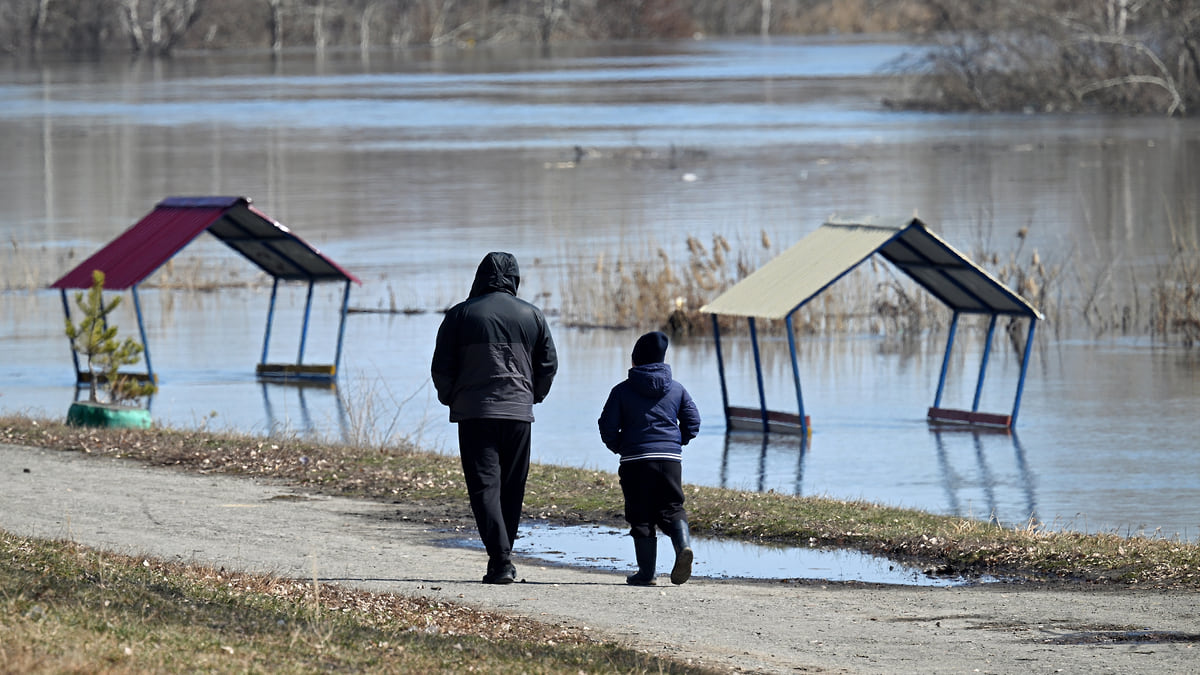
[700,217,1043,321]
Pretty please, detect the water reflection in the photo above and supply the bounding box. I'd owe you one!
[720,431,808,495]
[452,522,988,587]
[260,380,349,439]
[931,429,1037,528]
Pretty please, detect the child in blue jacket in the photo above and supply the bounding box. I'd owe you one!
[598,331,701,585]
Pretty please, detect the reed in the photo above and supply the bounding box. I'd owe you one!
[3,237,58,292]
[560,221,1200,351]
[558,230,1057,353]
[1151,218,1200,348]
[558,232,760,334]
[2,242,266,293]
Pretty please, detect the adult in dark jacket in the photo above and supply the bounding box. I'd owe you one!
[432,252,558,584]
[598,330,700,585]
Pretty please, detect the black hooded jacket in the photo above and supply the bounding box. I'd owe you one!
[431,252,558,422]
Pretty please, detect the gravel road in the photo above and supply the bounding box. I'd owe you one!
[3,443,1197,674]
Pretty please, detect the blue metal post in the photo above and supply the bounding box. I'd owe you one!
[131,285,154,383]
[785,314,807,436]
[711,314,731,427]
[297,280,315,364]
[333,279,351,377]
[748,317,768,432]
[1010,318,1038,426]
[972,314,998,412]
[261,278,279,366]
[934,312,959,409]
[60,289,82,378]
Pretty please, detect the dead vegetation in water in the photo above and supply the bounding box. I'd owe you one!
[3,239,267,293]
[558,229,1054,349]
[561,220,1200,350]
[558,232,765,335]
[10,217,1198,349]
[1152,234,1200,347]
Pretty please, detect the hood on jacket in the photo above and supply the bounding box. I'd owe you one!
[628,361,672,398]
[469,251,520,299]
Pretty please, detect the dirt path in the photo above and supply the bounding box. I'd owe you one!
[4,443,1198,674]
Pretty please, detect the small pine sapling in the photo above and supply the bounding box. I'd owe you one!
[64,270,158,405]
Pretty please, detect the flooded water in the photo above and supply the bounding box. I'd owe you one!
[451,522,987,586]
[2,37,1199,545]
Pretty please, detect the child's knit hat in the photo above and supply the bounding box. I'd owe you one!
[632,331,669,366]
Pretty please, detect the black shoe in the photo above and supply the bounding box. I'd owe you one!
[483,561,517,585]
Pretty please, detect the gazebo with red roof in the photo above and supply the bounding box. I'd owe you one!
[51,196,362,386]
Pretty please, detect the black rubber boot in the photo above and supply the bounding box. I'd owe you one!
[626,536,657,586]
[669,520,693,585]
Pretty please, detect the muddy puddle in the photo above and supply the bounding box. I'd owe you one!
[449,522,995,587]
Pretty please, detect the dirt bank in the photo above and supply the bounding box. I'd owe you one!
[3,443,1197,674]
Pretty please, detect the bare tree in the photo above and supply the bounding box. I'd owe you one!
[898,0,1200,115]
[359,0,379,52]
[267,0,284,51]
[540,0,566,42]
[118,0,203,55]
[0,0,53,53]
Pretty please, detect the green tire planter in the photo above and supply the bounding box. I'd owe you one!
[66,402,152,429]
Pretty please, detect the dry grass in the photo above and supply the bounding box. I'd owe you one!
[0,530,711,674]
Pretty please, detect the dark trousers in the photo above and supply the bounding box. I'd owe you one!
[458,418,532,562]
[619,459,686,539]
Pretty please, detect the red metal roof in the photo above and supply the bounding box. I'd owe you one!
[51,196,361,290]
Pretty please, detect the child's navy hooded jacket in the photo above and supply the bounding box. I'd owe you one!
[598,362,700,463]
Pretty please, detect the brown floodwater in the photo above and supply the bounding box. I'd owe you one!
[1,37,1199,541]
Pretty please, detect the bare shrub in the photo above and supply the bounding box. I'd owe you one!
[894,0,1200,115]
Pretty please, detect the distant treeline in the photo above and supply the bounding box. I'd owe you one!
[3,0,1196,116]
[0,0,932,57]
